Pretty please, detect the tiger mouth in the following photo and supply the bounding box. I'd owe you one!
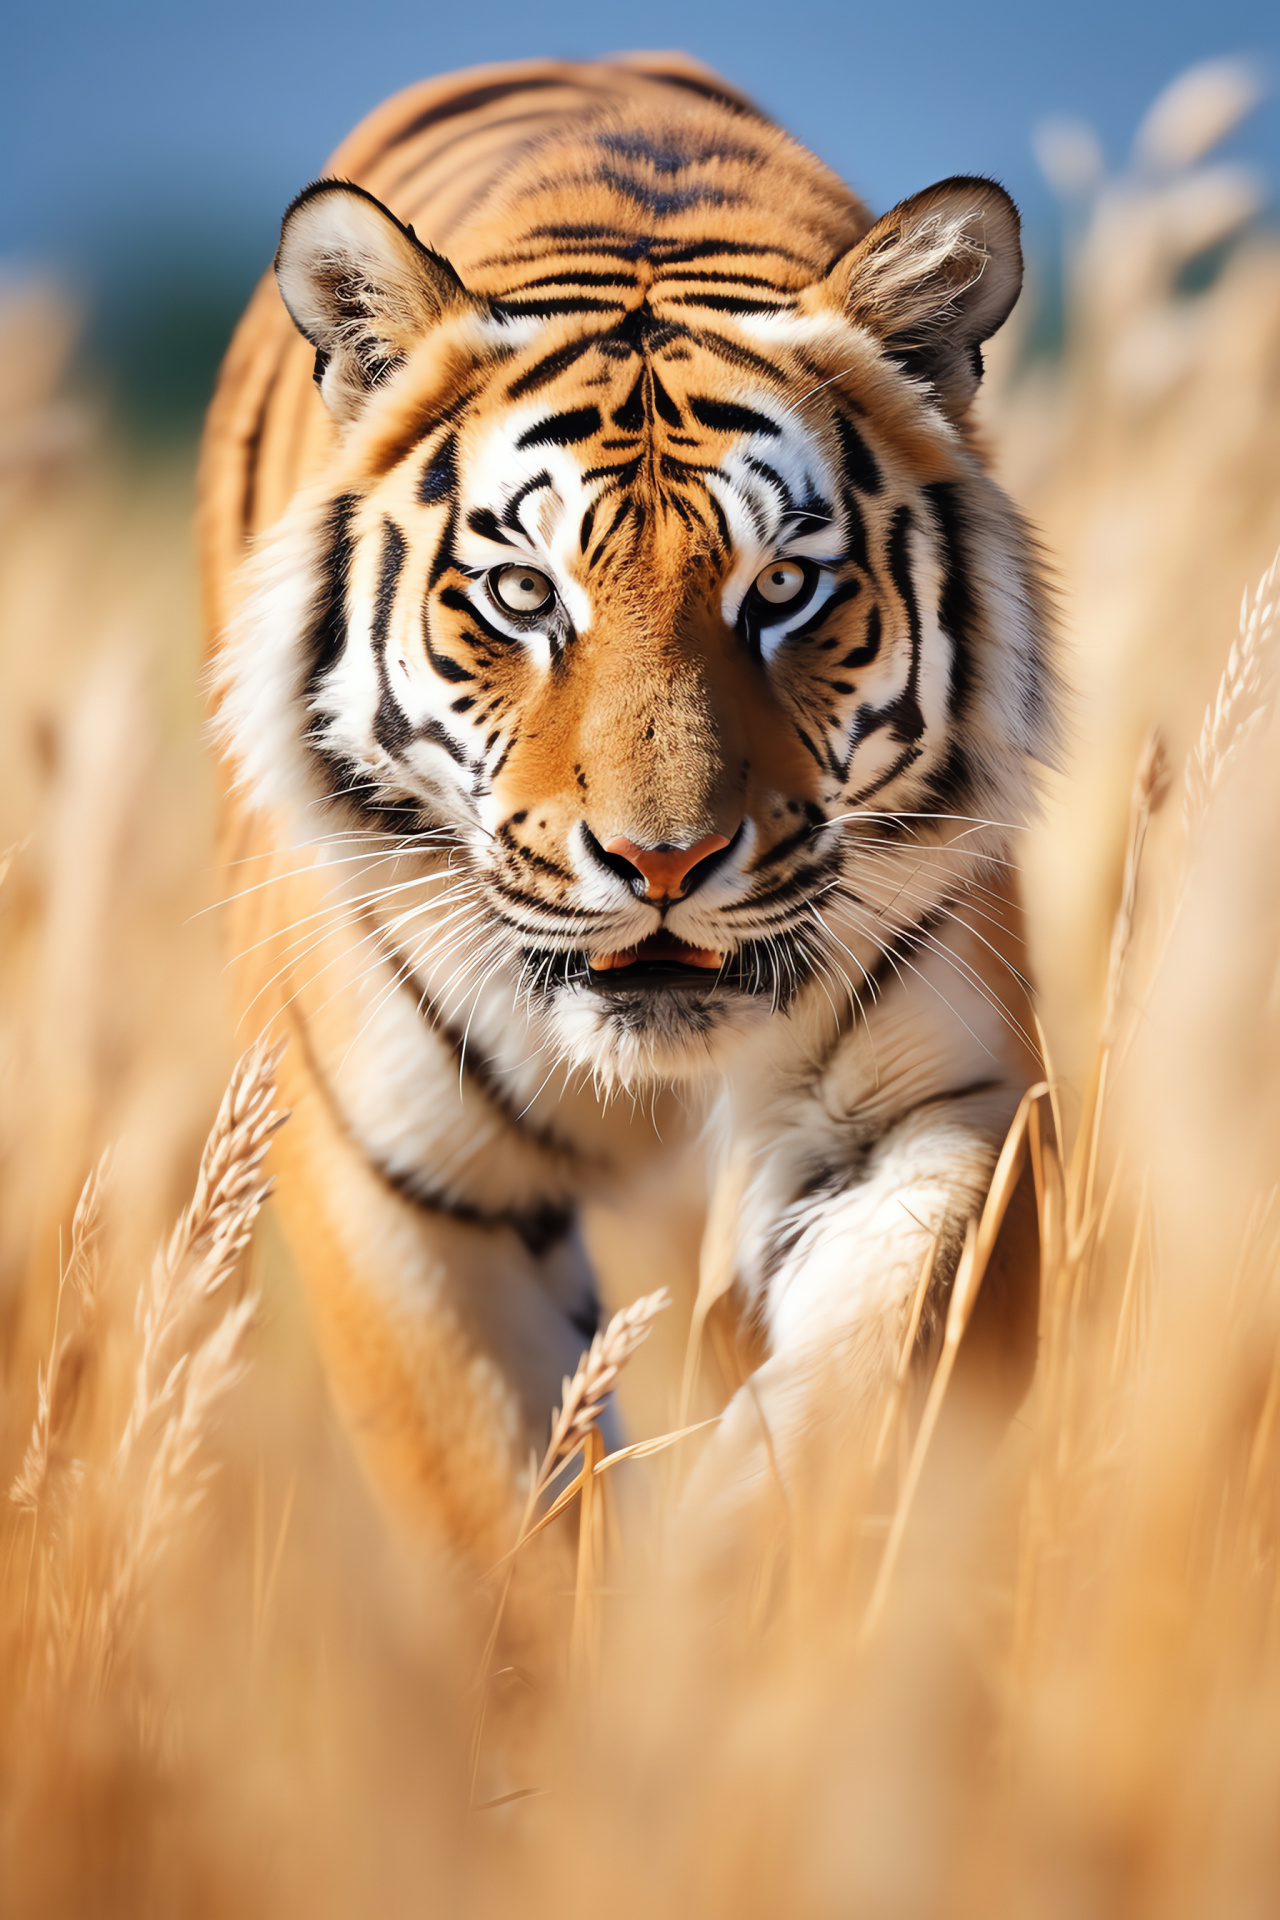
[587,931,724,989]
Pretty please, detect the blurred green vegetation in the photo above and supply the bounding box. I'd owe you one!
[81,213,270,445]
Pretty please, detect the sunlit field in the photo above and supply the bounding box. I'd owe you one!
[3,62,1280,1917]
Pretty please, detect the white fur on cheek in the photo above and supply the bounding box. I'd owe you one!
[213,490,341,843]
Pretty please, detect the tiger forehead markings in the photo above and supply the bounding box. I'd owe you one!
[207,57,1055,1561]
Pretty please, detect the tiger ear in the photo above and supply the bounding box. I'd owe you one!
[275,180,481,422]
[819,177,1022,417]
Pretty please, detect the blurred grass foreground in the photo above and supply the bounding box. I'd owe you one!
[4,59,1280,1919]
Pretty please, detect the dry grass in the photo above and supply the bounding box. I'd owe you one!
[3,59,1280,1918]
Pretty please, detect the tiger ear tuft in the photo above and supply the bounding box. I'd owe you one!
[275,180,480,422]
[821,177,1022,417]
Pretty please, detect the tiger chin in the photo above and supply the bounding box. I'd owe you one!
[202,52,1057,1576]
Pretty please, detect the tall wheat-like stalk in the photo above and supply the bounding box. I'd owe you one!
[1184,548,1280,834]
[9,1148,109,1521]
[4,1040,288,1695]
[115,1036,287,1469]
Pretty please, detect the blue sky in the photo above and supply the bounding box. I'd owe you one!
[4,0,1276,429]
[6,0,1277,271]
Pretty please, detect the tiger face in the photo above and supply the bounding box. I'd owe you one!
[223,164,1051,1089]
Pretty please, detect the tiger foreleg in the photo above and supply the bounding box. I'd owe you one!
[269,1016,603,1572]
[681,1103,1023,1563]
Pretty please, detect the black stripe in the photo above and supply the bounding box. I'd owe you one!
[595,128,766,169]
[597,498,634,550]
[789,578,865,644]
[582,457,642,487]
[380,1163,576,1261]
[383,76,563,150]
[690,395,779,437]
[657,268,793,288]
[506,336,597,399]
[838,602,881,668]
[705,488,732,554]
[494,296,625,317]
[371,518,411,755]
[303,493,359,704]
[660,454,726,484]
[922,481,976,723]
[657,238,808,265]
[883,506,924,744]
[411,716,467,764]
[421,595,473,684]
[921,735,975,815]
[516,406,601,449]
[669,292,789,315]
[466,506,518,548]
[687,327,790,384]
[418,432,458,505]
[835,413,883,496]
[828,511,924,791]
[611,376,645,431]
[438,585,518,648]
[650,370,683,427]
[428,499,459,589]
[502,469,553,532]
[595,169,740,216]
[743,457,793,506]
[624,68,770,121]
[508,268,639,290]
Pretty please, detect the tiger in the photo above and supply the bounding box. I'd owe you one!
[201,52,1054,1567]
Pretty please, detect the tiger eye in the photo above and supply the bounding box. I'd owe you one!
[491,564,555,614]
[754,560,808,605]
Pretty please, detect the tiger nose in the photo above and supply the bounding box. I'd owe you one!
[604,831,733,901]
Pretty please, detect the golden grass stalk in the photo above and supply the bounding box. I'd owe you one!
[8,1148,108,1519]
[860,1083,1044,1647]
[94,1039,288,1679]
[5,1041,289,1698]
[469,1288,671,1802]
[115,1035,287,1467]
[100,1293,259,1681]
[541,1287,671,1482]
[1184,546,1280,834]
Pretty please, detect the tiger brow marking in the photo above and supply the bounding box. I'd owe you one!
[493,295,626,318]
[682,327,792,384]
[505,336,599,400]
[515,407,601,449]
[465,506,518,548]
[502,469,554,534]
[667,293,795,315]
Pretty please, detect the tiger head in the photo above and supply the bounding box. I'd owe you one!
[221,146,1053,1090]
